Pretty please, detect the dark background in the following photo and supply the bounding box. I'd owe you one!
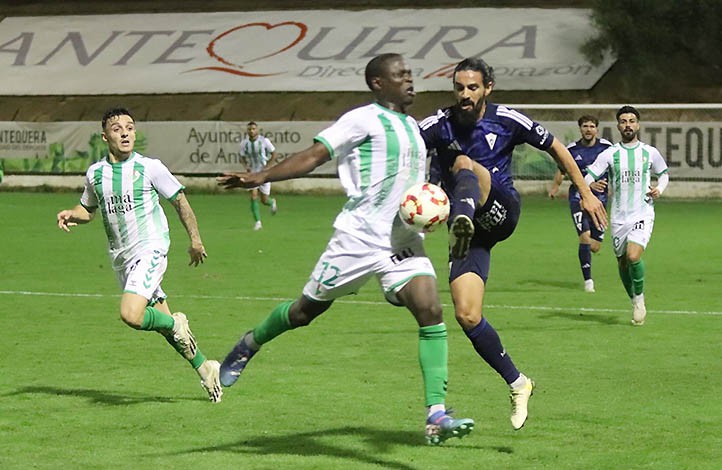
[1,1,719,122]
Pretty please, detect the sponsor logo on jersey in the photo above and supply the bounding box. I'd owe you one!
[105,193,135,215]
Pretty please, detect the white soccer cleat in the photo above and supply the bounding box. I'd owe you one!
[510,374,535,430]
[632,295,647,326]
[270,199,278,215]
[584,279,595,293]
[171,312,197,361]
[199,360,223,403]
[253,221,263,231]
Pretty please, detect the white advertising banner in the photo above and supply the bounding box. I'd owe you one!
[2,121,720,179]
[0,8,615,94]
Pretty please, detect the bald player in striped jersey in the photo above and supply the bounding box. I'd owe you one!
[420,58,607,430]
[239,121,278,230]
[56,107,222,403]
[585,105,669,326]
[217,53,474,446]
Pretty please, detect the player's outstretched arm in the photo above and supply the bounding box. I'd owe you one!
[170,192,207,267]
[56,205,94,232]
[218,142,330,189]
[547,138,607,229]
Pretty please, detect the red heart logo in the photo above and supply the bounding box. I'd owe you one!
[188,21,307,77]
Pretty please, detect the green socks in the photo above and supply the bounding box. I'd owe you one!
[140,307,206,369]
[419,324,449,407]
[629,259,645,296]
[618,262,634,298]
[619,259,646,298]
[139,306,175,331]
[253,301,293,345]
[251,199,261,222]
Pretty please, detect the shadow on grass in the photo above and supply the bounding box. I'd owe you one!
[518,279,581,290]
[538,310,621,325]
[2,385,192,405]
[167,425,508,469]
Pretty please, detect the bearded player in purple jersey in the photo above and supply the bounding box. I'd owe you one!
[419,58,607,430]
[549,115,612,293]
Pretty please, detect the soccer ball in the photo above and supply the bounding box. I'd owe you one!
[399,182,450,233]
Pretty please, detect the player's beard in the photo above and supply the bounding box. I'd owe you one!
[621,128,638,143]
[452,98,484,133]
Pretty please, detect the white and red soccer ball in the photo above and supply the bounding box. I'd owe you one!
[399,182,450,233]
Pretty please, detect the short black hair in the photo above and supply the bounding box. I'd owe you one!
[453,58,495,87]
[102,107,134,130]
[364,53,402,90]
[577,114,599,127]
[616,105,640,121]
[247,121,257,127]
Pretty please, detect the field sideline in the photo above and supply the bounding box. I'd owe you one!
[1,192,720,469]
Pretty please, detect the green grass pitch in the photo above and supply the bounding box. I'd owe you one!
[0,191,720,469]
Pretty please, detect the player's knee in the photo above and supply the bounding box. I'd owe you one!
[414,301,444,326]
[590,241,602,253]
[119,307,144,329]
[454,305,482,329]
[288,300,328,328]
[627,252,642,263]
[451,154,474,172]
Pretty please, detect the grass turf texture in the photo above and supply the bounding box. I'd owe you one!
[1,192,720,469]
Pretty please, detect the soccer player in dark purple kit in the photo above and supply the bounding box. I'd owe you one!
[420,58,607,430]
[549,115,612,293]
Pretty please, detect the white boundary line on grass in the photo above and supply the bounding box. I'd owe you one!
[1,290,720,316]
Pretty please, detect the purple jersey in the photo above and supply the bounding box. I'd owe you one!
[420,103,554,198]
[566,138,612,204]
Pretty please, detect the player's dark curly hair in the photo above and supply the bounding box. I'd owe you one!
[578,115,599,127]
[616,105,640,121]
[453,58,495,87]
[101,107,134,130]
[365,53,403,90]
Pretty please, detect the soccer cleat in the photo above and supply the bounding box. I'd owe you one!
[199,360,223,403]
[425,410,474,445]
[270,199,278,215]
[584,279,595,293]
[253,221,263,231]
[510,374,535,430]
[171,312,197,361]
[449,214,474,259]
[632,296,647,326]
[219,331,258,387]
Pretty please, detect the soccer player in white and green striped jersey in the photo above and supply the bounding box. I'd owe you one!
[217,53,474,445]
[239,121,278,230]
[585,106,669,326]
[56,107,222,402]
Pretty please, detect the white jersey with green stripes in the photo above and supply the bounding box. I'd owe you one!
[240,136,275,172]
[314,102,427,245]
[586,141,669,222]
[80,152,184,270]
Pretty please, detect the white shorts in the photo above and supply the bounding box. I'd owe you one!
[302,229,436,306]
[611,216,655,257]
[247,182,271,195]
[116,250,168,304]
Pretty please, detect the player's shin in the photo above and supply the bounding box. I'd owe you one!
[253,300,293,345]
[418,324,449,406]
[618,263,634,298]
[629,259,645,296]
[579,243,592,280]
[464,317,519,384]
[451,169,480,220]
